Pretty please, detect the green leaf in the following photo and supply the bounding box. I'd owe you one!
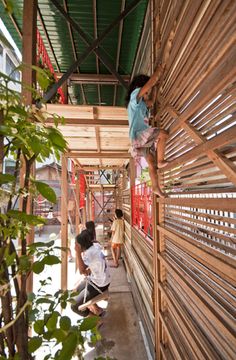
[47,128,67,149]
[44,355,51,360]
[80,316,99,331]
[36,298,53,305]
[28,336,42,353]
[34,181,56,204]
[8,210,45,225]
[27,292,35,302]
[57,333,78,360]
[46,311,59,331]
[52,328,67,343]
[29,240,55,249]
[29,136,42,154]
[0,173,15,184]
[5,252,16,266]
[32,261,45,274]
[28,308,39,322]
[60,301,67,310]
[44,255,60,265]
[8,105,28,117]
[37,72,50,91]
[19,255,31,272]
[34,319,45,335]
[59,316,71,331]
[43,331,52,340]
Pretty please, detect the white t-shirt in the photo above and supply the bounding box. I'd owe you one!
[83,244,110,287]
[111,218,124,244]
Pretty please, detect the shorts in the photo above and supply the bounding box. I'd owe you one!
[111,243,122,249]
[130,127,160,160]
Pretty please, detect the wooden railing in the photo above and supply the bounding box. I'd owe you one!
[131,182,153,240]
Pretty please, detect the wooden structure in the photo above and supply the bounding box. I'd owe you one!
[122,1,236,359]
[2,0,235,358]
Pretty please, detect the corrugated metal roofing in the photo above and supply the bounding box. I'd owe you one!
[0,0,148,106]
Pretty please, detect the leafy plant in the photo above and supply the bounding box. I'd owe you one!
[138,167,151,186]
[0,68,100,359]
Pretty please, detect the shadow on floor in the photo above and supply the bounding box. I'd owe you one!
[84,259,149,360]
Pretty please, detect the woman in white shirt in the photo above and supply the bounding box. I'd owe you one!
[71,230,110,317]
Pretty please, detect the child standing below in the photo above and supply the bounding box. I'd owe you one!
[126,71,168,197]
[110,209,124,268]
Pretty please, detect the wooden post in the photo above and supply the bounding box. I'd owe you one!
[22,0,37,293]
[61,80,68,104]
[129,159,136,246]
[22,0,37,104]
[75,169,80,234]
[75,170,80,270]
[89,190,93,220]
[61,155,68,290]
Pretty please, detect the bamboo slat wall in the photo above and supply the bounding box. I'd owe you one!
[152,0,236,359]
[122,187,156,357]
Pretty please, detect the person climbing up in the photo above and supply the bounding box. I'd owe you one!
[71,230,110,318]
[110,209,124,268]
[126,70,168,197]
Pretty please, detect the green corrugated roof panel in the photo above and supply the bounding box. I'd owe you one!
[0,0,148,106]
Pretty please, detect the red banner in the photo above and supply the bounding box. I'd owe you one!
[79,174,86,208]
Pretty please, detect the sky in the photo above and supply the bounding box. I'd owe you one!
[0,17,22,60]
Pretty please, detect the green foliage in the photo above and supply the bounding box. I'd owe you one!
[138,166,151,186]
[0,67,97,360]
[34,181,57,204]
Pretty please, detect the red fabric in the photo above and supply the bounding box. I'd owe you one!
[36,29,66,104]
[79,174,86,208]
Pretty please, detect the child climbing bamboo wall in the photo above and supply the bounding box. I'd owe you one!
[152,0,236,359]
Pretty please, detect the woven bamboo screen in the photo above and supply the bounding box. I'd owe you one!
[152,0,236,359]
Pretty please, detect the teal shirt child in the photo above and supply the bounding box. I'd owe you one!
[127,87,150,140]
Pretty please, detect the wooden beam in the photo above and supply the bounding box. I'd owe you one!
[169,46,236,135]
[156,225,236,283]
[46,118,128,126]
[159,125,236,173]
[83,166,120,171]
[55,73,130,85]
[167,107,236,186]
[65,152,130,159]
[157,197,236,212]
[44,104,128,126]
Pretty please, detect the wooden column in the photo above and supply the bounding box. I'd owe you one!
[129,159,136,246]
[61,80,68,104]
[75,169,80,234]
[61,155,68,290]
[22,0,37,104]
[154,171,166,359]
[22,0,37,293]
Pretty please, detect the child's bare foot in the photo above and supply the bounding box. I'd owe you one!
[110,263,119,268]
[157,160,168,168]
